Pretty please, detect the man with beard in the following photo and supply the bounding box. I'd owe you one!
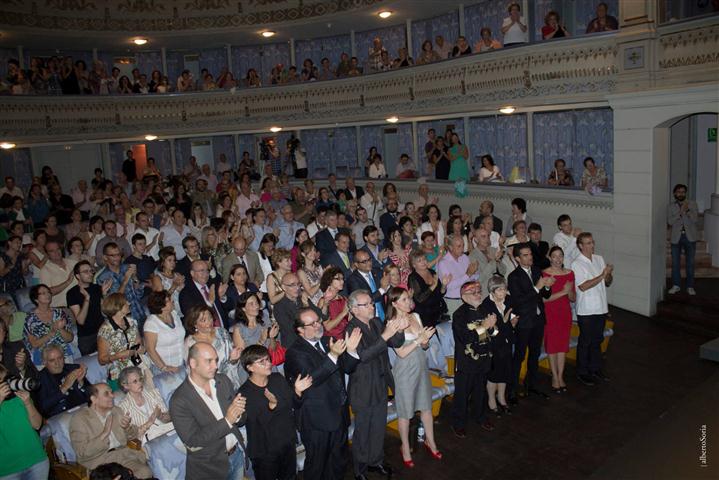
[667,184,698,295]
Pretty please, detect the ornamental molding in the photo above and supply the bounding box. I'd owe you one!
[658,23,719,69]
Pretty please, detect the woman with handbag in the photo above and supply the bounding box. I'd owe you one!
[97,293,150,391]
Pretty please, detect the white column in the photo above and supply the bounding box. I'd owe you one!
[411,121,420,175]
[161,47,168,77]
[226,44,232,71]
[458,4,465,37]
[350,30,357,58]
[526,111,534,180]
[290,38,296,67]
[355,125,362,171]
[233,134,241,169]
[406,19,413,58]
[169,139,177,175]
[17,46,24,69]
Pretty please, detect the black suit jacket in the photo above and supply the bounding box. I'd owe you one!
[179,281,230,329]
[346,270,383,305]
[452,302,492,373]
[529,240,550,270]
[284,336,359,432]
[346,316,404,408]
[472,214,503,235]
[343,186,365,201]
[315,229,337,257]
[319,249,353,281]
[379,212,398,245]
[358,245,386,278]
[507,265,551,329]
[176,254,218,286]
[170,373,246,480]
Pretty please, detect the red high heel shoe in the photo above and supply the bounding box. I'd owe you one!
[401,448,415,468]
[424,443,443,460]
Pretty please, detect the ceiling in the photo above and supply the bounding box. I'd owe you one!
[0,0,466,52]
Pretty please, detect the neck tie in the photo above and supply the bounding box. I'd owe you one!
[202,285,222,327]
[314,341,324,354]
[525,269,541,315]
[366,273,385,321]
[238,256,245,267]
[341,252,350,269]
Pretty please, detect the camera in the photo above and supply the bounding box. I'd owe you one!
[6,376,39,392]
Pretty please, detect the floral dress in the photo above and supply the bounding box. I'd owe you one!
[23,308,74,367]
[301,264,324,306]
[97,317,141,381]
[388,244,413,286]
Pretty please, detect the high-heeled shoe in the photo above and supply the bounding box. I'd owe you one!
[489,406,502,418]
[499,403,512,415]
[424,443,443,460]
[401,448,415,468]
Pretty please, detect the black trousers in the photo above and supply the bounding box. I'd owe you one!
[294,168,308,179]
[252,442,297,480]
[576,314,606,376]
[512,320,545,390]
[451,363,490,429]
[351,402,387,476]
[299,424,348,480]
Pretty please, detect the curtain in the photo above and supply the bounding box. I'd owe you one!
[412,11,460,60]
[295,35,352,72]
[575,0,619,33]
[231,46,263,86]
[136,51,163,78]
[534,0,563,40]
[0,148,32,191]
[468,114,528,176]
[199,48,228,78]
[416,118,465,175]
[355,23,407,67]
[146,141,172,177]
[211,136,236,168]
[532,108,613,185]
[302,129,333,176]
[260,43,292,83]
[165,51,185,87]
[174,138,193,173]
[464,0,507,47]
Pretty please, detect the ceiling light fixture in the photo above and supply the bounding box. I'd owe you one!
[270,126,282,133]
[145,135,158,141]
[133,38,148,46]
[378,11,393,19]
[261,31,276,38]
[499,106,516,114]
[386,116,399,123]
[0,142,15,149]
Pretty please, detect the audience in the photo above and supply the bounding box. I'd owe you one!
[36,344,90,418]
[143,290,185,375]
[542,11,571,39]
[502,3,529,46]
[23,284,74,368]
[586,2,618,33]
[117,366,173,444]
[97,293,145,391]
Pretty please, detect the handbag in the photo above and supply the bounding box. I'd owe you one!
[268,341,287,366]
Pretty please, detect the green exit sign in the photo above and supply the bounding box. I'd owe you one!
[709,127,717,142]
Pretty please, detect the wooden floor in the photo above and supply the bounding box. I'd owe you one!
[345,306,718,480]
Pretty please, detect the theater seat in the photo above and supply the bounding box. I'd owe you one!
[46,407,82,463]
[76,353,108,385]
[152,370,186,406]
[144,431,187,480]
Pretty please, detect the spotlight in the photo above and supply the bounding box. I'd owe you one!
[378,11,392,19]
[145,135,158,141]
[270,126,282,133]
[261,31,276,38]
[0,142,15,149]
[385,116,399,123]
[499,106,516,114]
[133,38,148,46]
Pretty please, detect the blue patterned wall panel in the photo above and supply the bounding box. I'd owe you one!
[295,35,352,71]
[199,48,228,77]
[0,148,33,190]
[211,135,236,167]
[411,11,460,60]
[136,51,164,77]
[468,114,528,176]
[464,0,507,47]
[146,141,172,177]
[355,24,407,66]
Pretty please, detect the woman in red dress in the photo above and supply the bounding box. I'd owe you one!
[317,266,350,341]
[542,246,575,393]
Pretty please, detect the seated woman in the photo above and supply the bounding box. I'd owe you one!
[478,154,503,182]
[143,290,186,376]
[97,293,146,391]
[225,263,259,318]
[547,158,575,186]
[317,266,350,341]
[542,10,570,40]
[369,154,388,179]
[23,284,74,368]
[581,156,609,191]
[475,27,503,52]
[238,345,312,480]
[118,366,173,444]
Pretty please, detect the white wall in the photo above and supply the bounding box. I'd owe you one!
[694,114,718,212]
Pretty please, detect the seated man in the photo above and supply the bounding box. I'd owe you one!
[36,345,90,418]
[69,383,152,478]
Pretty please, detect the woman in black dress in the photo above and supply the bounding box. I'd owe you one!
[238,345,312,480]
[432,136,450,180]
[480,275,517,416]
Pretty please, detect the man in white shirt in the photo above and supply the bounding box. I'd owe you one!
[126,212,161,260]
[352,207,371,249]
[360,182,384,227]
[552,214,582,266]
[305,206,327,239]
[235,182,260,220]
[171,342,247,480]
[0,175,23,199]
[435,35,453,59]
[70,180,93,218]
[216,153,233,176]
[161,209,192,260]
[395,153,417,178]
[39,240,77,308]
[198,164,219,192]
[571,232,613,386]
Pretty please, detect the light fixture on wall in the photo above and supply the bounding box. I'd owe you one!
[145,135,158,141]
[385,116,399,123]
[0,142,15,149]
[261,31,276,38]
[378,11,393,19]
[270,126,282,133]
[499,106,516,114]
[133,38,148,46]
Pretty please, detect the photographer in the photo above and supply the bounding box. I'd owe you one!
[0,363,49,479]
[287,136,307,179]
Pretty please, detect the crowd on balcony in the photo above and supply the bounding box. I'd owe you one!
[0,125,615,477]
[0,2,619,96]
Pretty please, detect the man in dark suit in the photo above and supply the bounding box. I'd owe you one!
[528,223,550,270]
[273,272,324,348]
[170,342,247,480]
[320,232,353,281]
[315,210,341,258]
[343,177,365,201]
[176,236,218,285]
[450,281,497,438]
[347,250,389,322]
[507,243,554,402]
[346,290,406,480]
[379,197,400,245]
[179,260,230,329]
[472,200,503,235]
[358,225,389,277]
[284,307,361,480]
[327,173,342,200]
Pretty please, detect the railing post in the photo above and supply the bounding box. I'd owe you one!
[406,19,413,57]
[458,4,465,37]
[17,46,24,69]
[161,47,168,77]
[290,38,296,67]
[350,30,357,58]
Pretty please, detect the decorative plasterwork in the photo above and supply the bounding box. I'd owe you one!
[658,24,719,68]
[0,0,384,31]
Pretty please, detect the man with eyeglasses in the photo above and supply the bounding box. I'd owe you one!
[284,307,362,480]
[179,260,230,329]
[345,290,407,480]
[66,260,111,355]
[347,250,390,322]
[273,272,323,348]
[96,243,146,329]
[450,281,498,439]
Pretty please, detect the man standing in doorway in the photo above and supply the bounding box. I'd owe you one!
[667,184,699,295]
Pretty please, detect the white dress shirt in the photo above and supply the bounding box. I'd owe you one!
[188,377,237,451]
[571,253,608,316]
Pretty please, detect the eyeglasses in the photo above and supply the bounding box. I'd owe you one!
[283,283,301,288]
[302,319,321,327]
[253,358,272,365]
[354,302,373,308]
[105,253,121,258]
[79,269,95,275]
[357,258,372,264]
